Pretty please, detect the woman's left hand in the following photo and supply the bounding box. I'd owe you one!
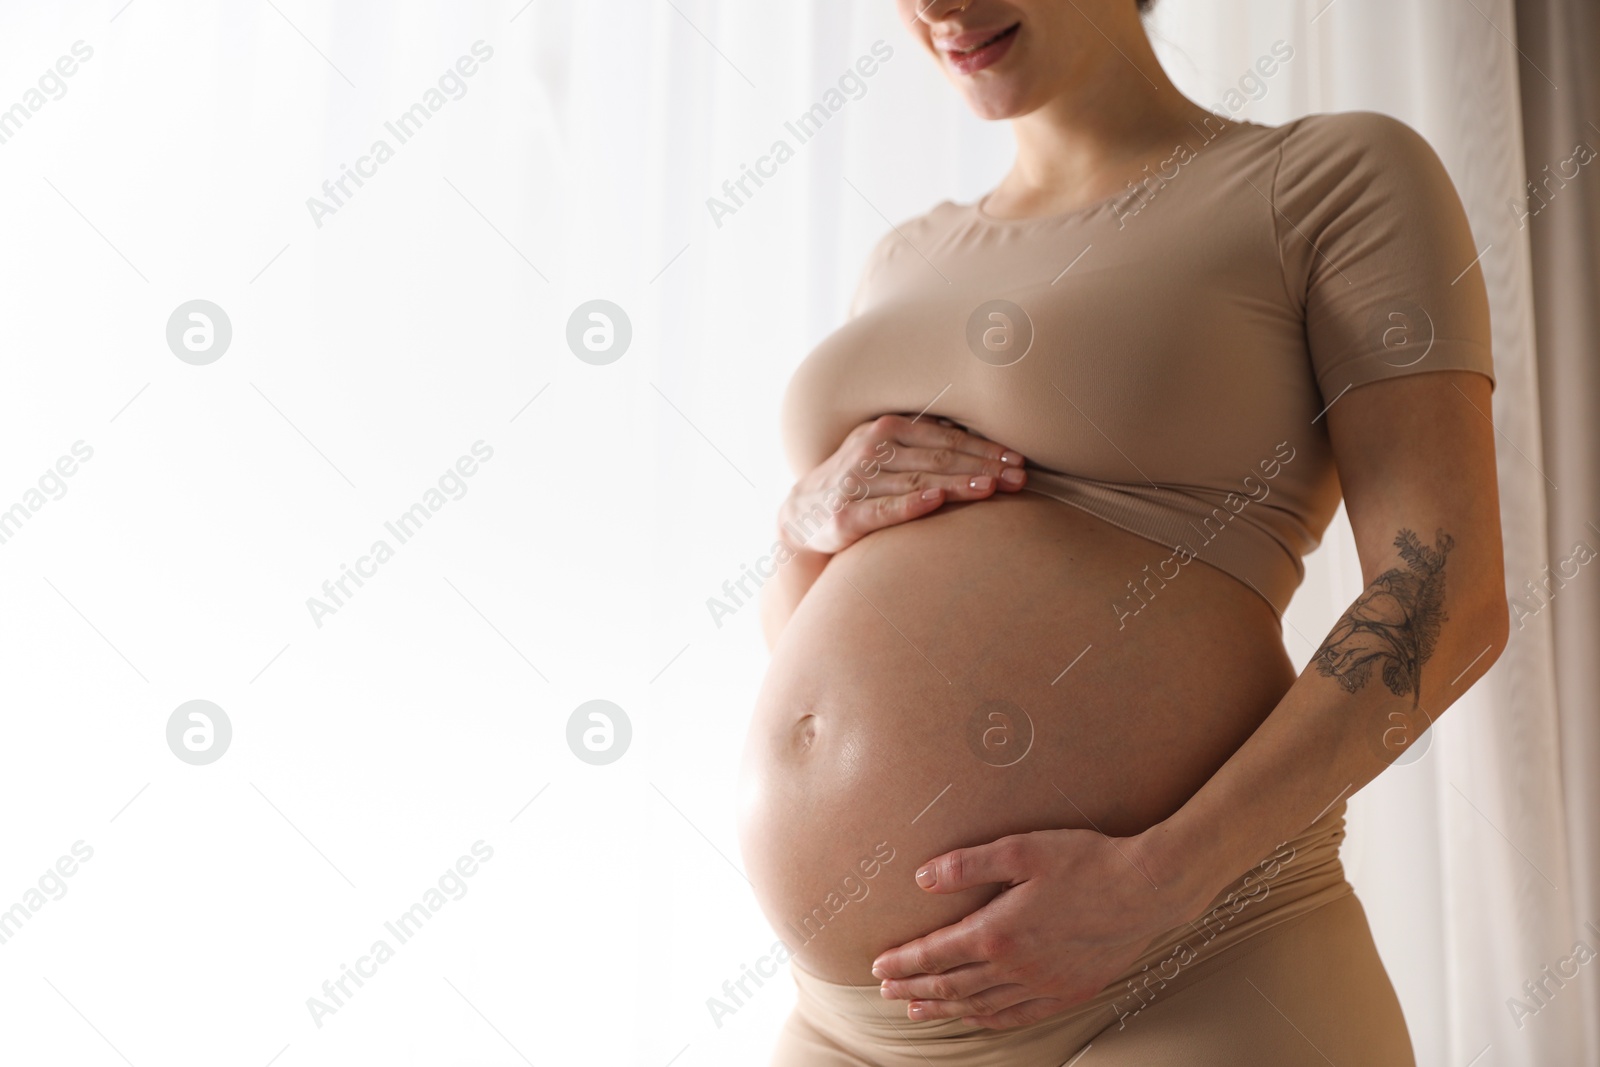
[870,827,1205,1029]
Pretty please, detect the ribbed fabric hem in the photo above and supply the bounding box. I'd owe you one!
[1020,471,1308,616]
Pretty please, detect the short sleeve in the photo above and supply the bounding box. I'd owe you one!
[1274,111,1495,402]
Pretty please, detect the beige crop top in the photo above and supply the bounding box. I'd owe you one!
[779,111,1496,617]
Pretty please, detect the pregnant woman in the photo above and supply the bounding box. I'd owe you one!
[736,0,1508,1064]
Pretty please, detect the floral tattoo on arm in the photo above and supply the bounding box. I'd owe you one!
[1311,528,1453,709]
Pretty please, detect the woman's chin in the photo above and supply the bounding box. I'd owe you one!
[958,82,1039,122]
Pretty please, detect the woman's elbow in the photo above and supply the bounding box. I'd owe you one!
[1450,585,1512,693]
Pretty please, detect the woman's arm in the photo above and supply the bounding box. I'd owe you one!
[758,543,829,652]
[1135,114,1510,906]
[1138,368,1509,904]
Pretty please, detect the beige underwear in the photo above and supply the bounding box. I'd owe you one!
[769,802,1415,1065]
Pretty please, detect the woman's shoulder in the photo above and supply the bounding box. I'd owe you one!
[1266,109,1460,218]
[1273,109,1449,174]
[884,198,971,240]
[857,199,970,267]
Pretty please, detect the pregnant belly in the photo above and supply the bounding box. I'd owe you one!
[735,492,1296,985]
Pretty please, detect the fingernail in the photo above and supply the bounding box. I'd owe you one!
[916,866,936,888]
[1000,450,1024,465]
[879,981,892,998]
[1000,467,1024,486]
[921,488,941,501]
[908,1002,927,1019]
[871,962,886,979]
[969,475,993,491]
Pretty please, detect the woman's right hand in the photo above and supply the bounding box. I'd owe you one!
[777,414,1028,557]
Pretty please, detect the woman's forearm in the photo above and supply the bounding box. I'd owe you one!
[1135,537,1511,916]
[759,543,830,652]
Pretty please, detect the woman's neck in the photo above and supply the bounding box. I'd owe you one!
[987,35,1220,218]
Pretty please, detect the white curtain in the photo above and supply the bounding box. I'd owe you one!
[0,2,1582,1065]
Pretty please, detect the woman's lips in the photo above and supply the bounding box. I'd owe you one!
[939,23,1019,76]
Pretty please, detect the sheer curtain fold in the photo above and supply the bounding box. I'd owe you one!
[1513,0,1600,1060]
